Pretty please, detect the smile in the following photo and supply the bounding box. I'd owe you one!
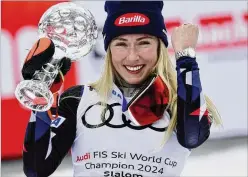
[125,65,144,72]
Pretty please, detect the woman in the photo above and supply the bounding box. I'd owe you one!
[21,1,221,177]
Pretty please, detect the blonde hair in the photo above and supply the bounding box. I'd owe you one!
[90,39,222,145]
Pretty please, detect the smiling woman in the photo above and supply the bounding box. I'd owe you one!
[110,34,159,85]
[20,1,222,177]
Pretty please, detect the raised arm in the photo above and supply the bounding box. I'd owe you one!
[171,24,212,149]
[19,37,77,176]
[176,56,211,149]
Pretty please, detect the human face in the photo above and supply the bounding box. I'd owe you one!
[110,34,159,85]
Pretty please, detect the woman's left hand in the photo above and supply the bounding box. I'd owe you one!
[171,23,199,53]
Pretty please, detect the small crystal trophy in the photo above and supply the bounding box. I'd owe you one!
[15,2,98,111]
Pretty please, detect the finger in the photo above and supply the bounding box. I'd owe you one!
[182,23,192,28]
[172,26,178,33]
[53,57,71,84]
[60,57,71,76]
[183,23,190,26]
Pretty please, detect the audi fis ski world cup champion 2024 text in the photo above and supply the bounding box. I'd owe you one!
[76,151,178,176]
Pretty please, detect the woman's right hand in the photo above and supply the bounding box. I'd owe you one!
[22,37,71,84]
[171,23,199,53]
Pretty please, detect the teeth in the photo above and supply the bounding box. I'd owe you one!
[126,65,143,71]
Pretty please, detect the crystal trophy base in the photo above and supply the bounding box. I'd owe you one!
[15,80,54,112]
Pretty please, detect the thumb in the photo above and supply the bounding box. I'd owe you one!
[59,57,72,76]
[53,57,71,83]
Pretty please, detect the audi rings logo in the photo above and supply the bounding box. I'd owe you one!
[81,102,167,132]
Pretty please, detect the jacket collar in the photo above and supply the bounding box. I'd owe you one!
[111,74,158,112]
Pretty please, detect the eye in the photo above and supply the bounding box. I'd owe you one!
[115,42,127,47]
[138,41,150,45]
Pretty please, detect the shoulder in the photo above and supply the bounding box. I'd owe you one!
[56,85,86,115]
[59,85,97,102]
[59,85,85,104]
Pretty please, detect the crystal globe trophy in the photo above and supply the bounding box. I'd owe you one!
[15,2,98,111]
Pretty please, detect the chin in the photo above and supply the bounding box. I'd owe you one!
[124,78,143,85]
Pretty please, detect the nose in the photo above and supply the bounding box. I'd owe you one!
[126,47,139,62]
